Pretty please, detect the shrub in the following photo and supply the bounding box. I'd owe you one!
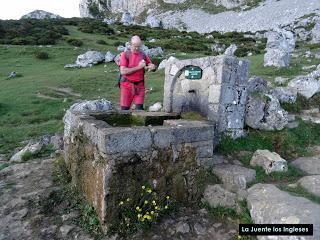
[0,19,68,45]
[67,38,83,47]
[35,51,49,60]
[96,39,107,45]
[113,41,123,47]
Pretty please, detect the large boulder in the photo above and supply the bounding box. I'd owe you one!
[264,49,290,68]
[212,164,256,192]
[291,155,320,175]
[121,12,133,26]
[105,51,116,63]
[247,76,268,94]
[145,47,164,57]
[245,94,288,130]
[270,87,297,104]
[146,16,162,28]
[298,175,320,197]
[224,44,237,56]
[287,76,320,99]
[10,135,52,162]
[69,99,112,114]
[264,29,295,68]
[211,43,226,54]
[250,149,288,174]
[76,51,105,68]
[202,184,239,212]
[247,184,320,239]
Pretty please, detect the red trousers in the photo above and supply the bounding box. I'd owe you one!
[120,81,145,108]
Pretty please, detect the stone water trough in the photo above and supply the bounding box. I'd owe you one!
[63,55,249,228]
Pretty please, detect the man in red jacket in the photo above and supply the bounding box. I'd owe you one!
[119,35,156,110]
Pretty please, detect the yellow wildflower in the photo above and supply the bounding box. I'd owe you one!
[146,188,152,193]
[166,196,170,200]
[152,200,156,205]
[119,201,124,206]
[126,198,130,202]
[165,205,168,209]
[151,211,154,215]
[144,200,148,204]
[142,186,146,189]
[136,206,140,211]
[155,206,159,210]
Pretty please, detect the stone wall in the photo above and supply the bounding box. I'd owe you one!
[63,110,217,227]
[163,55,249,138]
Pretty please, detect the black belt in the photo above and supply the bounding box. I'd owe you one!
[121,77,144,96]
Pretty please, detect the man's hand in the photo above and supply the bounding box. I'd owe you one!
[138,60,146,69]
[146,63,156,71]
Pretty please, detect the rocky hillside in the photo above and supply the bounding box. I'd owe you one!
[21,10,62,20]
[79,0,258,19]
[79,0,320,33]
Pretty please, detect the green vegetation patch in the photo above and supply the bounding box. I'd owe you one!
[279,184,320,205]
[250,165,304,186]
[281,93,320,114]
[217,120,320,160]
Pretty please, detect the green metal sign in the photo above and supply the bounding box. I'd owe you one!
[184,66,202,80]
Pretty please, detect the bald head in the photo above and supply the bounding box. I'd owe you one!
[131,35,141,45]
[131,35,142,53]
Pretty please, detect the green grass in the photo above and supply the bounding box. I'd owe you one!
[21,144,55,161]
[279,184,320,205]
[0,163,10,171]
[247,53,320,82]
[281,93,320,114]
[249,165,304,186]
[217,120,320,161]
[201,200,256,239]
[0,36,165,154]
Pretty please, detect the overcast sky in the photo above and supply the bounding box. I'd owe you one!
[0,0,80,20]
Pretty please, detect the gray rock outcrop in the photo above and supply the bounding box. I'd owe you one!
[202,184,239,211]
[287,76,320,99]
[21,10,61,19]
[212,164,256,192]
[250,150,288,174]
[311,20,320,44]
[9,134,61,163]
[146,16,162,28]
[76,51,105,68]
[270,87,297,104]
[79,1,320,33]
[247,76,268,94]
[291,155,320,175]
[10,141,44,163]
[121,12,134,25]
[69,99,112,113]
[298,175,320,197]
[264,29,295,68]
[247,184,320,239]
[105,51,116,63]
[224,44,237,56]
[245,94,288,130]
